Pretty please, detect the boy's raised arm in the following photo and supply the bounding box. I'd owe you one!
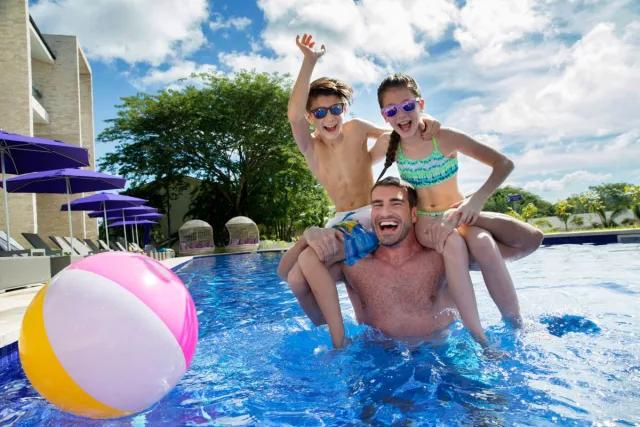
[288,34,325,158]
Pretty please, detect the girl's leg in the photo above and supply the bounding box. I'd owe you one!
[416,217,488,346]
[459,225,522,327]
[298,247,347,348]
[473,212,544,261]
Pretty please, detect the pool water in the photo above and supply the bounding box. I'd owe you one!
[1,244,639,425]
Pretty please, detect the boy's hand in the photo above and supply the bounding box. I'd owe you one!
[296,33,326,61]
[420,115,441,140]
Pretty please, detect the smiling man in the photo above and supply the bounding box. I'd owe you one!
[279,177,488,345]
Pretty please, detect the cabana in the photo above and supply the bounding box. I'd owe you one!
[178,220,215,255]
[225,216,259,253]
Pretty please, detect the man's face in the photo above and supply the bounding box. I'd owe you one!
[307,94,346,141]
[370,185,417,246]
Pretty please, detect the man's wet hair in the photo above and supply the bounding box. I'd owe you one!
[371,176,418,208]
[306,77,353,111]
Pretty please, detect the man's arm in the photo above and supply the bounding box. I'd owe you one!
[288,34,325,163]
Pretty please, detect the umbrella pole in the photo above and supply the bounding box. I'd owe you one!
[135,218,139,246]
[122,210,128,251]
[66,177,74,254]
[1,151,11,248]
[103,204,110,247]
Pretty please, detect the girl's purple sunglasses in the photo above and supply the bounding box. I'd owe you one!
[381,98,420,118]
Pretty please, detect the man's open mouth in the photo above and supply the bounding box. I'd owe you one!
[324,124,338,132]
[377,220,399,233]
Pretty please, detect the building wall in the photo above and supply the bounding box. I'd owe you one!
[79,53,98,239]
[0,0,36,247]
[0,1,98,248]
[32,35,89,240]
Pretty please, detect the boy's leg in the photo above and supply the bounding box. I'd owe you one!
[459,225,522,326]
[473,212,544,261]
[298,247,347,348]
[286,262,325,326]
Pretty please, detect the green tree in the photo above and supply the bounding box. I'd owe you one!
[554,199,574,231]
[484,186,554,216]
[521,203,538,223]
[578,183,632,227]
[625,184,640,223]
[99,71,328,243]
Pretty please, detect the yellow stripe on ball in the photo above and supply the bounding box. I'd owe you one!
[19,284,129,419]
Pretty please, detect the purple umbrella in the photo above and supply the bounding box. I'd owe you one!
[88,206,157,250]
[87,206,158,218]
[109,219,158,249]
[109,219,157,227]
[3,168,125,249]
[1,130,89,246]
[60,193,146,247]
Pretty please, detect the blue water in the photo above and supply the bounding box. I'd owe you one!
[1,244,639,425]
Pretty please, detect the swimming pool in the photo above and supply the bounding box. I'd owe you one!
[1,244,639,425]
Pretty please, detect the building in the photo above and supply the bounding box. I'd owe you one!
[0,0,97,247]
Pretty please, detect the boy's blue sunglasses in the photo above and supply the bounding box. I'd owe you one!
[381,98,420,118]
[310,103,345,119]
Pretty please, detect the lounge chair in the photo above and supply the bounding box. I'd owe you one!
[65,237,94,256]
[49,235,78,255]
[0,231,45,256]
[97,239,111,251]
[22,233,63,256]
[115,242,128,251]
[83,239,101,252]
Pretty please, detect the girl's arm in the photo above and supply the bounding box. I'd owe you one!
[442,128,514,226]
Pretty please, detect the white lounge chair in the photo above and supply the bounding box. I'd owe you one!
[0,230,45,256]
[49,235,77,255]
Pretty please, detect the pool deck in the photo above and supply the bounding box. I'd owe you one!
[0,257,193,353]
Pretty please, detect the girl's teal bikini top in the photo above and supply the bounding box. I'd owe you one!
[396,137,458,188]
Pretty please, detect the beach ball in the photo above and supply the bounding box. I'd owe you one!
[18,252,198,419]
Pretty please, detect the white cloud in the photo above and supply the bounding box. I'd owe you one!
[454,0,549,67]
[132,60,218,89]
[31,0,209,65]
[523,170,613,193]
[444,20,640,140]
[219,0,458,84]
[209,14,252,31]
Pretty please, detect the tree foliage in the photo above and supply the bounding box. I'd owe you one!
[554,199,574,231]
[99,71,330,243]
[484,186,553,216]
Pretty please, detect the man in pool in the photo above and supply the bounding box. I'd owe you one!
[279,177,489,345]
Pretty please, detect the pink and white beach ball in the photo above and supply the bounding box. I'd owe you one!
[19,252,198,419]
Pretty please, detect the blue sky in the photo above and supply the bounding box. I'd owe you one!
[31,0,639,202]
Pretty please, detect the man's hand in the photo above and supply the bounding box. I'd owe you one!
[303,227,343,263]
[420,115,441,140]
[424,219,455,254]
[296,33,326,62]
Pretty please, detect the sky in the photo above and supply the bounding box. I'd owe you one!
[30,0,640,202]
